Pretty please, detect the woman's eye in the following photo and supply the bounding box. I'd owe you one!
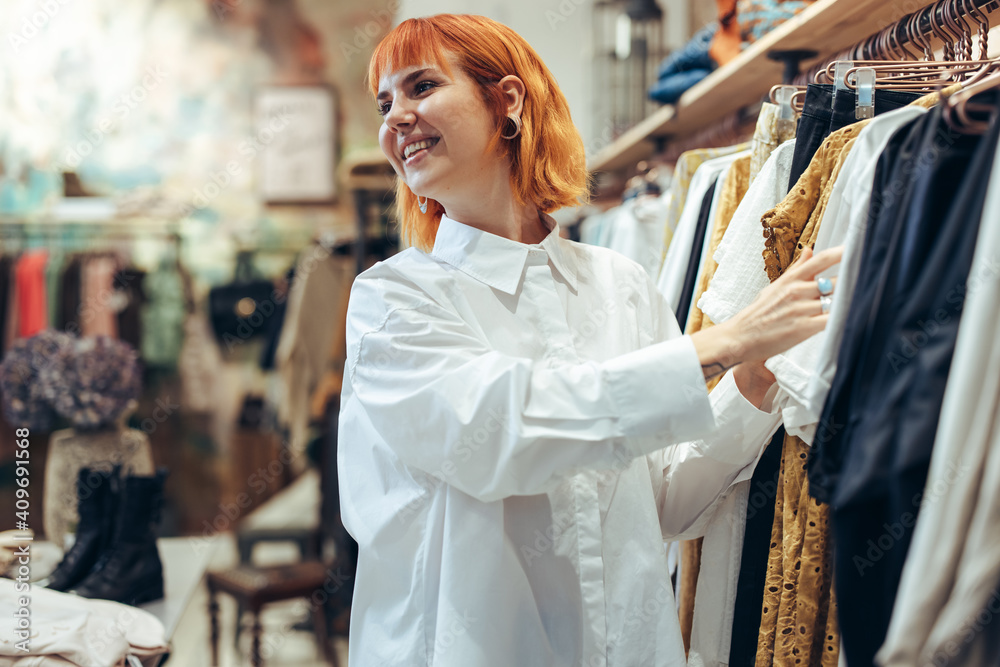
[378,102,391,117]
[415,81,435,94]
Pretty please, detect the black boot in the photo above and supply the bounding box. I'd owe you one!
[72,468,168,606]
[46,466,121,592]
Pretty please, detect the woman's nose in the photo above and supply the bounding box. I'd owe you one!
[384,98,416,131]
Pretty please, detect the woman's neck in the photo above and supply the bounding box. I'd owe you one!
[442,199,547,245]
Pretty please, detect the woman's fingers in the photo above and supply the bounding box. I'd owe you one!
[786,276,839,300]
[732,246,844,362]
[785,245,844,282]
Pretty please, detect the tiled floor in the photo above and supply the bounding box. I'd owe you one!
[165,535,349,666]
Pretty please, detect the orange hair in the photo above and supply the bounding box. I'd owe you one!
[367,14,589,252]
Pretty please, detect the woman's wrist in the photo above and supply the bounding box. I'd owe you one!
[689,326,775,407]
[732,361,776,410]
[690,322,744,381]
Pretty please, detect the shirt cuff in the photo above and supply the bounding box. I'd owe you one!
[705,370,782,481]
[603,335,716,451]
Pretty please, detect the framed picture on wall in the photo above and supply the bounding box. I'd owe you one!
[254,85,337,204]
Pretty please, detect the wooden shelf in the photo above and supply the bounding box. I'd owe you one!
[588,0,941,173]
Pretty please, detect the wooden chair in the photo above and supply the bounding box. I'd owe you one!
[206,560,342,667]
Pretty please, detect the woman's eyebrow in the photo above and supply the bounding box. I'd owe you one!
[377,68,434,100]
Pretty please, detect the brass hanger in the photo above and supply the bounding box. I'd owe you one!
[945,69,1000,133]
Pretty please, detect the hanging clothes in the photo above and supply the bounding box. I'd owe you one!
[749,102,797,185]
[762,101,935,444]
[141,261,187,368]
[692,88,946,667]
[877,105,1000,667]
[4,258,19,353]
[14,250,49,339]
[786,84,921,190]
[276,244,356,459]
[660,143,750,259]
[45,249,64,337]
[675,181,717,331]
[681,103,792,666]
[59,255,83,335]
[753,94,941,667]
[115,266,146,352]
[606,194,671,278]
[80,255,119,339]
[0,255,14,359]
[699,140,796,325]
[685,140,796,667]
[811,99,999,667]
[658,150,749,313]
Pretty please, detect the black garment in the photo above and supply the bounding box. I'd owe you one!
[676,181,717,331]
[259,266,294,370]
[806,117,919,505]
[59,256,83,335]
[0,255,13,360]
[115,267,145,352]
[788,85,923,191]
[827,87,922,138]
[787,84,835,192]
[813,100,1000,667]
[727,426,785,667]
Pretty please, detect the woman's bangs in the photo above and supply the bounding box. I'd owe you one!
[368,20,453,99]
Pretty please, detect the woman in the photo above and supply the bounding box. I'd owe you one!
[339,14,841,667]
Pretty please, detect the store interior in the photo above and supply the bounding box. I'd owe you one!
[2,0,1000,665]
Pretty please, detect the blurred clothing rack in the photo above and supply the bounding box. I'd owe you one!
[799,0,1000,83]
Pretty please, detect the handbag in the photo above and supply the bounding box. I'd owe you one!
[208,250,276,349]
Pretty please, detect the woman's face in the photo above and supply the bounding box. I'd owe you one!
[377,55,502,205]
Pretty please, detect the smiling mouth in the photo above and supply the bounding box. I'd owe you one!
[403,137,440,161]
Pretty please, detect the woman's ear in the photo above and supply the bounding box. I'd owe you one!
[498,75,526,118]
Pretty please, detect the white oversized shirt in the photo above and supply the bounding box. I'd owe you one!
[338,212,781,667]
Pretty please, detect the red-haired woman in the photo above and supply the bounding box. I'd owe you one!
[338,14,841,667]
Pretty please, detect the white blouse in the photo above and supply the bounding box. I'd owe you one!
[338,213,781,667]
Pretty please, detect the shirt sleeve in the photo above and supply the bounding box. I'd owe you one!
[342,272,717,504]
[646,371,781,540]
[640,272,782,540]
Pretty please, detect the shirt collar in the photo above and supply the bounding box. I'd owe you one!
[430,212,579,295]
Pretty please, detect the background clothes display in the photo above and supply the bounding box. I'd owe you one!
[646,74,1000,667]
[812,99,1000,667]
[658,150,749,313]
[877,117,1000,667]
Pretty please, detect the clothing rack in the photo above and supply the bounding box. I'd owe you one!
[0,218,182,238]
[872,0,998,57]
[590,0,1000,175]
[799,0,1000,83]
[664,0,1000,167]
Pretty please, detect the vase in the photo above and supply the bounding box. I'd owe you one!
[43,425,153,550]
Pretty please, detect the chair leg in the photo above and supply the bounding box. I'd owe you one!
[234,600,245,649]
[208,587,220,667]
[251,612,263,667]
[312,601,338,667]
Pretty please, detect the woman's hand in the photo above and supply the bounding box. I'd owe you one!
[691,245,844,383]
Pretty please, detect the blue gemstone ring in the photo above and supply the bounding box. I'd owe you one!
[817,277,834,296]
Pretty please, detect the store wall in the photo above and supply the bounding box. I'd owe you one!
[0,0,393,247]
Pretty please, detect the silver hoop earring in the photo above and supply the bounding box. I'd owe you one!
[501,114,522,140]
[417,195,428,214]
